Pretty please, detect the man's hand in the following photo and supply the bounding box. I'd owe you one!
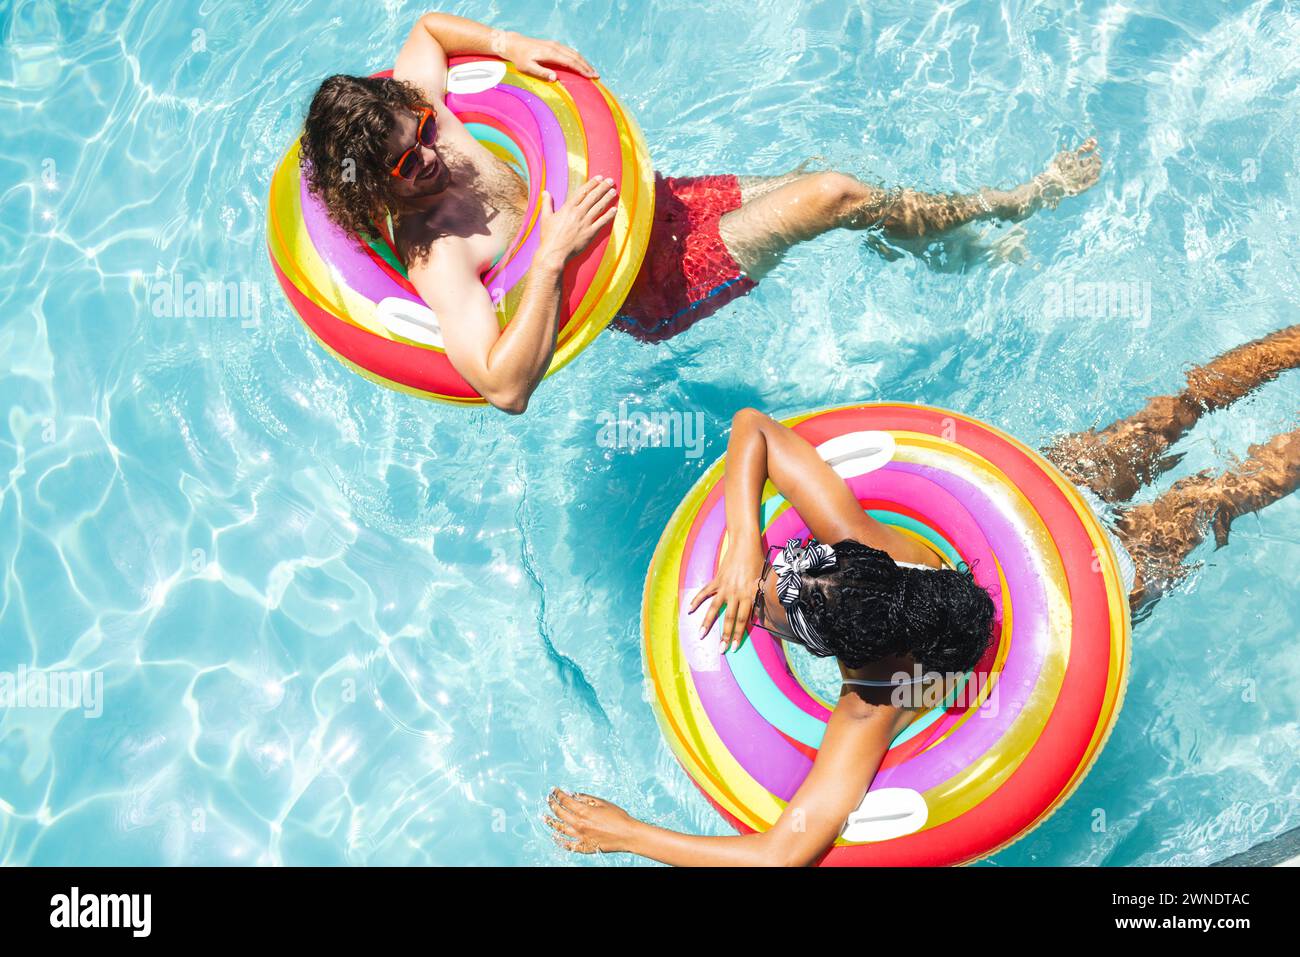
[535,177,618,268]
[497,30,598,81]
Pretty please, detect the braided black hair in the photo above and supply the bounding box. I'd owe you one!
[798,540,995,674]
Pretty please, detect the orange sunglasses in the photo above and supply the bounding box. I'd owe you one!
[389,107,438,180]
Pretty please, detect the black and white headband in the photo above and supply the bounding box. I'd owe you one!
[773,538,837,657]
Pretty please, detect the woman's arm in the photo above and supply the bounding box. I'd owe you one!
[547,695,900,866]
[732,407,879,545]
[691,408,883,649]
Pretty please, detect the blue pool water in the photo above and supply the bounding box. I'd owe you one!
[2,0,1299,866]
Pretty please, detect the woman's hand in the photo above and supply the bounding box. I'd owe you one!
[536,177,618,267]
[689,534,765,653]
[545,789,637,854]
[499,31,598,81]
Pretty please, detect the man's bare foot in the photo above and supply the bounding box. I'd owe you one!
[980,222,1031,264]
[998,138,1102,219]
[1035,137,1102,207]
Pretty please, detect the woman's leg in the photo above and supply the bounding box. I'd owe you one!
[1116,428,1300,609]
[1045,324,1300,502]
[718,140,1101,279]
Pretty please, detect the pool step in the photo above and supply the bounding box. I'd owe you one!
[1211,824,1300,867]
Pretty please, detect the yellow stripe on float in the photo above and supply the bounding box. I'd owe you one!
[269,143,460,354]
[643,462,782,832]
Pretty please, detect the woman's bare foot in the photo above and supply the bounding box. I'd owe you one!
[1045,324,1300,502]
[1043,394,1199,502]
[998,138,1102,219]
[1116,429,1300,608]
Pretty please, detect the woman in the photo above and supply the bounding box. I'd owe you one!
[545,323,1300,865]
[298,12,1101,413]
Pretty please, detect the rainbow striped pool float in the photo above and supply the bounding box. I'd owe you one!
[266,56,654,405]
[642,403,1132,866]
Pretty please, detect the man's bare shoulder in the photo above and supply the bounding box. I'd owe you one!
[402,231,491,310]
[401,227,473,275]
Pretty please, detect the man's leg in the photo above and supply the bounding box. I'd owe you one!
[718,140,1101,279]
[735,160,822,204]
[1116,428,1300,609]
[1045,324,1300,502]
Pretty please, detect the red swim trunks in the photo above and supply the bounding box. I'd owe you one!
[613,173,757,342]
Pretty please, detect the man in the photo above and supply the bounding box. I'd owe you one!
[301,12,1101,414]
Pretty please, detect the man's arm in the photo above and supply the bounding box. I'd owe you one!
[409,179,618,415]
[392,16,451,103]
[410,240,562,415]
[394,12,597,102]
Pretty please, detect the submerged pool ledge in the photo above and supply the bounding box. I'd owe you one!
[1211,825,1300,867]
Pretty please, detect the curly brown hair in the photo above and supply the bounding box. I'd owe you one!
[299,74,434,238]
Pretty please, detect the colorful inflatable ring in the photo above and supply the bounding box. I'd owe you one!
[266,56,655,405]
[642,402,1132,866]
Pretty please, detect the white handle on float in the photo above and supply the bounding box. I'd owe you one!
[375,297,444,348]
[816,430,896,479]
[446,60,508,95]
[840,787,928,842]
